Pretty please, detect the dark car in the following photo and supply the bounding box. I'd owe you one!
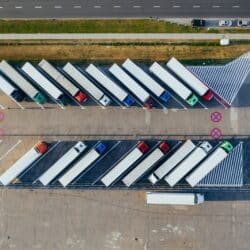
[191,19,205,27]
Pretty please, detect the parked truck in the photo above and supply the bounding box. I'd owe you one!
[165,141,213,187]
[38,141,87,186]
[21,62,68,105]
[149,62,198,106]
[38,59,87,103]
[0,75,25,102]
[146,192,204,205]
[186,141,233,187]
[122,142,170,187]
[109,63,154,109]
[62,62,111,106]
[59,143,106,187]
[166,57,213,101]
[85,64,135,107]
[0,60,46,104]
[101,141,149,187]
[0,142,48,186]
[148,140,196,184]
[122,59,171,103]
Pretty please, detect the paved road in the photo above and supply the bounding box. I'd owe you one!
[1,189,250,250]
[1,33,250,40]
[0,0,249,18]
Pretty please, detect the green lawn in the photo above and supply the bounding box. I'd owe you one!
[0,19,209,33]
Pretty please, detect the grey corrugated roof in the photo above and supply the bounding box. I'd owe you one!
[197,142,243,187]
[187,53,250,105]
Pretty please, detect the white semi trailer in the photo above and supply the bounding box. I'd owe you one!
[149,62,198,106]
[165,141,213,187]
[85,64,135,107]
[0,60,46,104]
[21,62,68,105]
[0,75,25,102]
[59,143,106,187]
[101,141,149,187]
[62,62,111,106]
[166,57,213,101]
[38,141,87,186]
[122,59,171,103]
[0,142,48,186]
[146,192,204,205]
[109,63,154,109]
[122,142,170,187]
[148,140,196,184]
[38,59,87,103]
[186,141,233,187]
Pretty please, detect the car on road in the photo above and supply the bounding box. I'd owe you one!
[237,20,249,26]
[219,20,232,27]
[191,19,205,27]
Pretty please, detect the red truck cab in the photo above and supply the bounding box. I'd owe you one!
[144,97,154,109]
[203,90,214,101]
[75,91,87,103]
[137,141,149,154]
[35,142,48,154]
[159,142,170,154]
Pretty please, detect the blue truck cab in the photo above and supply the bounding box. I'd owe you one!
[95,143,106,154]
[160,91,171,103]
[123,95,135,107]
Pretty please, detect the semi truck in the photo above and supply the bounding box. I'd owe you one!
[166,57,213,101]
[101,141,149,187]
[149,62,198,106]
[148,140,196,184]
[21,62,68,106]
[186,141,233,187]
[85,64,135,107]
[122,142,170,187]
[0,75,25,102]
[165,141,213,187]
[38,59,87,103]
[146,192,204,205]
[0,60,46,104]
[0,142,48,186]
[122,59,171,103]
[59,143,106,187]
[38,141,87,186]
[109,63,154,109]
[62,62,111,106]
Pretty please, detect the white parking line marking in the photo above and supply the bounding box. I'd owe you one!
[34,6,42,9]
[0,104,6,110]
[198,100,208,109]
[15,6,23,9]
[0,140,23,161]
[0,6,4,9]
[73,5,82,8]
[54,6,62,9]
[8,96,25,110]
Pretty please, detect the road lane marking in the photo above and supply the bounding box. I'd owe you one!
[0,140,23,161]
[193,5,200,8]
[113,5,121,8]
[212,5,220,8]
[133,6,141,8]
[0,7,3,9]
[34,6,42,9]
[73,5,82,8]
[153,5,160,8]
[232,5,240,8]
[15,6,23,9]
[173,5,181,8]
[54,6,62,9]
[94,5,101,8]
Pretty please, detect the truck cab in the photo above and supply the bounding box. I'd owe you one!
[75,91,87,103]
[160,91,171,103]
[35,142,48,154]
[187,94,199,106]
[221,141,233,153]
[33,92,47,104]
[159,142,170,154]
[144,97,154,109]
[203,90,214,101]
[137,141,149,154]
